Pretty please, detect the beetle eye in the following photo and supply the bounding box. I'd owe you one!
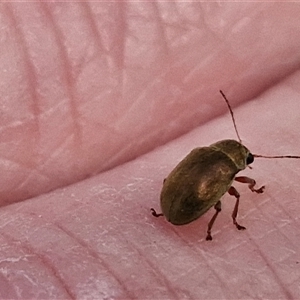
[246,153,254,165]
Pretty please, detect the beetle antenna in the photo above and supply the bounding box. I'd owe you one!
[219,90,242,144]
[253,154,300,159]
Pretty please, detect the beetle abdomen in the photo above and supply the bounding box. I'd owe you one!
[160,147,239,225]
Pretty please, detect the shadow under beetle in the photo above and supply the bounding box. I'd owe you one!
[151,90,300,241]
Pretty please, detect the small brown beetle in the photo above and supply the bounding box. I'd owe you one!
[151,90,300,240]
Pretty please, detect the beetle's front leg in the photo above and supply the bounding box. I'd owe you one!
[235,176,265,193]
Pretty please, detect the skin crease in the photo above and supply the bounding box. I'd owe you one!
[1,2,300,299]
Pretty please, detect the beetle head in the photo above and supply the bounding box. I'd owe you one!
[210,139,254,170]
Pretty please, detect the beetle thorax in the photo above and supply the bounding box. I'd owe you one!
[210,139,250,170]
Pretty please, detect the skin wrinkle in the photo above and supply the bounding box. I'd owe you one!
[0,231,74,299]
[10,134,74,195]
[114,2,127,71]
[252,179,300,231]
[0,120,24,135]
[129,238,181,300]
[155,2,194,46]
[5,4,41,141]
[0,269,16,298]
[9,108,69,175]
[42,3,82,147]
[26,134,74,177]
[83,3,127,131]
[109,224,183,298]
[208,252,265,299]
[54,223,134,299]
[128,238,181,298]
[99,122,160,170]
[38,97,68,122]
[170,229,231,299]
[51,188,180,297]
[2,2,90,202]
[219,238,248,261]
[73,4,113,96]
[31,254,75,300]
[12,167,50,194]
[207,244,273,299]
[114,41,159,130]
[114,71,168,132]
[0,156,36,174]
[269,198,299,231]
[81,3,105,56]
[254,197,299,258]
[244,205,299,297]
[152,1,170,59]
[89,115,149,172]
[289,276,300,291]
[249,237,294,300]
[64,3,106,79]
[195,253,234,299]
[193,8,221,48]
[110,2,127,115]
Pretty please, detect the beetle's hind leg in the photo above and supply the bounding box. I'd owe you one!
[151,208,163,218]
[228,186,246,231]
[206,201,222,241]
[235,176,265,193]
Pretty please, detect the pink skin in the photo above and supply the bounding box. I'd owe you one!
[1,2,300,299]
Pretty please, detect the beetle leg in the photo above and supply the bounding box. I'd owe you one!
[228,186,246,231]
[151,208,163,218]
[234,176,265,193]
[206,200,222,241]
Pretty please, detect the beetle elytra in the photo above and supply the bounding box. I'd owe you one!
[151,90,300,241]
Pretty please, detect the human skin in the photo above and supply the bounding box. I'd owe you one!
[1,2,300,299]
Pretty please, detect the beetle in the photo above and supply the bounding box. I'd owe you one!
[151,90,300,240]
